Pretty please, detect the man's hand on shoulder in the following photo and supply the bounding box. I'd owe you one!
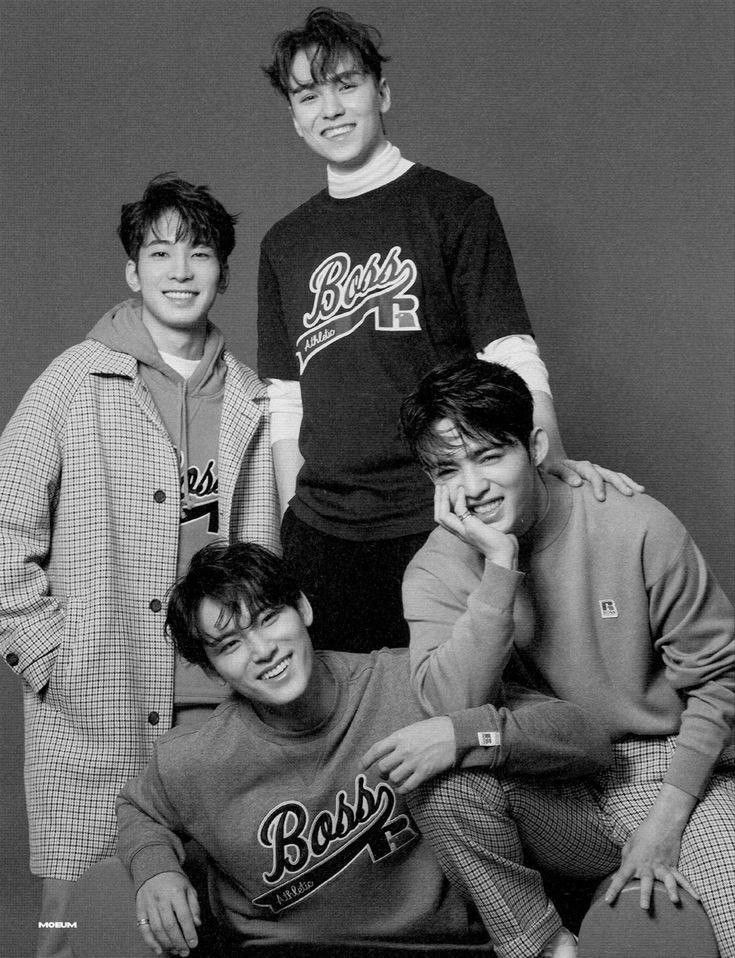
[136,870,200,957]
[545,457,644,502]
[361,716,457,793]
[435,484,518,569]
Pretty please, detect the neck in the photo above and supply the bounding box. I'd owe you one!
[141,313,206,359]
[327,141,414,198]
[518,471,551,540]
[256,657,337,733]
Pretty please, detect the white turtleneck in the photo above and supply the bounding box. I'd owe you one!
[327,141,414,198]
[267,145,551,444]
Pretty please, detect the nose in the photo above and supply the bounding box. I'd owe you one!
[168,250,193,281]
[459,462,488,500]
[321,86,345,120]
[248,629,277,663]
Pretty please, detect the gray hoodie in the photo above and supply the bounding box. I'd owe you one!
[88,299,229,706]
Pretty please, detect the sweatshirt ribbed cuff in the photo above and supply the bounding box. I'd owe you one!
[663,743,718,800]
[451,704,501,765]
[129,843,185,891]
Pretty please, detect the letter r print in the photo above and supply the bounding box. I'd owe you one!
[364,293,421,332]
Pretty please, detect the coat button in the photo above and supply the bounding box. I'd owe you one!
[148,711,160,726]
[5,651,19,667]
[149,599,162,613]
[153,490,166,504]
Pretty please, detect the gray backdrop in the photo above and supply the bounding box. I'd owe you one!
[1,1,733,955]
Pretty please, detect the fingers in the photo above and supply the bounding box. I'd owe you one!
[143,895,198,957]
[603,470,645,496]
[603,865,632,905]
[604,866,700,910]
[546,461,584,487]
[136,914,163,956]
[361,737,394,771]
[638,873,654,909]
[660,870,680,905]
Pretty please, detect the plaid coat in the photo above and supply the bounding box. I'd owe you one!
[0,339,279,879]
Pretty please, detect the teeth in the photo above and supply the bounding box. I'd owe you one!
[164,291,196,299]
[262,658,289,681]
[324,125,354,138]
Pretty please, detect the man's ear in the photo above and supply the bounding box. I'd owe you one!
[125,259,141,293]
[290,106,305,140]
[378,77,391,115]
[296,593,314,627]
[217,264,229,294]
[530,427,549,467]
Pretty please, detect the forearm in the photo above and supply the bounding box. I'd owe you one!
[116,763,188,890]
[406,559,521,714]
[532,389,568,462]
[652,535,735,798]
[451,689,613,779]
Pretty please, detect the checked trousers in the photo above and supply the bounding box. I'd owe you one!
[408,738,735,958]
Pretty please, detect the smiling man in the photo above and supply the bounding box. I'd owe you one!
[258,6,641,655]
[0,174,278,958]
[399,358,735,958]
[115,540,612,957]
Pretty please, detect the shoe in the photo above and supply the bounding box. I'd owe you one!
[541,926,578,958]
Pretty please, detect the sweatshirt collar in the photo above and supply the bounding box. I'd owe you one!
[521,474,573,555]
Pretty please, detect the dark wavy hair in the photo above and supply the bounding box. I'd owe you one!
[118,173,237,291]
[400,359,535,471]
[166,541,302,673]
[263,6,389,99]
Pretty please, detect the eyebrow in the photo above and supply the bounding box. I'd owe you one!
[289,69,363,94]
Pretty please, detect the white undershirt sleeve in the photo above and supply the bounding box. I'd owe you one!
[266,379,303,445]
[478,334,552,397]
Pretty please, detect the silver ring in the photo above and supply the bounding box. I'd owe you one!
[458,511,472,522]
[137,918,150,927]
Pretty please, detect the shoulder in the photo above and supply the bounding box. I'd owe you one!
[11,340,122,420]
[575,483,686,540]
[261,190,329,249]
[411,164,489,205]
[322,648,423,721]
[570,483,689,578]
[154,700,242,776]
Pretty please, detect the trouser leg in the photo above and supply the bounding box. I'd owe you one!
[281,508,428,652]
[597,739,735,958]
[408,770,621,958]
[37,878,75,958]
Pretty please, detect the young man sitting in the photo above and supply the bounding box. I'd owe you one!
[399,358,735,958]
[115,541,612,957]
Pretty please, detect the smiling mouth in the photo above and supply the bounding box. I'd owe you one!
[322,124,355,139]
[163,290,198,300]
[260,654,291,681]
[470,497,503,520]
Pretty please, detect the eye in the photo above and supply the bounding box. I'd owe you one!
[259,608,281,627]
[193,250,212,258]
[150,250,168,257]
[478,451,503,464]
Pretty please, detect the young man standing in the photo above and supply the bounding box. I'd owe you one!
[0,175,279,957]
[399,358,734,958]
[114,541,610,958]
[259,6,641,652]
